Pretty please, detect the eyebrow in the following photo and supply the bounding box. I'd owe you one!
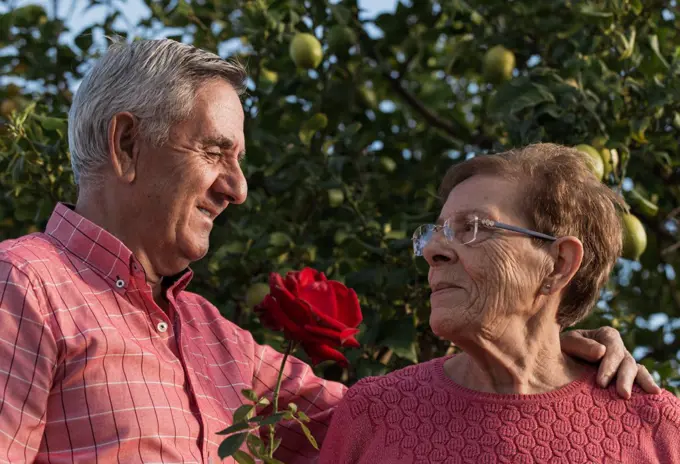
[202,136,246,160]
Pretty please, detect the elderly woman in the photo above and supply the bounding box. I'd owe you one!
[319,143,680,464]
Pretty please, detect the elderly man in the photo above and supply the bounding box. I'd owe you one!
[0,39,659,463]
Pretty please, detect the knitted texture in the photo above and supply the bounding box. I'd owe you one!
[319,356,680,463]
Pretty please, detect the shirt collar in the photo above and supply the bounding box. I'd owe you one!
[45,202,193,294]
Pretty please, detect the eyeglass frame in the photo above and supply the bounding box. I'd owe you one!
[412,215,557,256]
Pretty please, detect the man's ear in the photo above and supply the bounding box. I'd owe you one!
[108,112,139,184]
[542,236,584,294]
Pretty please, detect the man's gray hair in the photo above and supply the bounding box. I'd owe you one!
[68,38,247,185]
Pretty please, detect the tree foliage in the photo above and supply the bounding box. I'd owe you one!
[1,0,679,391]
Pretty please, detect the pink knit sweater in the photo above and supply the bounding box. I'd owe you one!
[319,356,680,463]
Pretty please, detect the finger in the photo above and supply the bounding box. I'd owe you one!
[635,364,661,395]
[615,355,638,399]
[560,330,606,361]
[594,328,626,387]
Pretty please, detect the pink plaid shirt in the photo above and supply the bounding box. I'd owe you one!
[0,203,346,463]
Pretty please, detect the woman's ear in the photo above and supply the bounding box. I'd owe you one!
[542,236,584,294]
[108,112,139,184]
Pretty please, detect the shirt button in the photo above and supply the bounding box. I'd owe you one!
[157,321,168,333]
[115,279,125,288]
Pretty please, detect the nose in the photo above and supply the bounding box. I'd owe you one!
[213,161,248,205]
[423,233,458,267]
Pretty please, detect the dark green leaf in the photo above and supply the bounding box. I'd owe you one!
[216,421,252,435]
[330,5,351,25]
[249,411,287,426]
[648,35,670,69]
[578,5,613,17]
[233,450,256,464]
[233,405,255,423]
[217,432,247,459]
[379,317,418,363]
[241,389,258,402]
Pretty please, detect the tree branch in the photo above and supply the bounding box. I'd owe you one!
[356,28,472,146]
[383,70,467,138]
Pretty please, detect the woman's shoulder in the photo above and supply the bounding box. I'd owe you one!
[627,387,680,427]
[342,357,447,417]
[579,374,680,429]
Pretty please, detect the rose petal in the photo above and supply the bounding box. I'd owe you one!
[270,284,314,327]
[303,325,360,348]
[306,304,349,332]
[254,295,284,331]
[256,295,313,341]
[294,268,321,288]
[301,342,349,368]
[298,281,338,320]
[269,272,285,290]
[327,282,363,327]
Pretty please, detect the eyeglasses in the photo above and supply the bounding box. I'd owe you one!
[412,215,557,256]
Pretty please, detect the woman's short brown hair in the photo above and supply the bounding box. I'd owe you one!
[439,143,625,328]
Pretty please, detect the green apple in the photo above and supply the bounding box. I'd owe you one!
[328,188,345,207]
[483,45,515,84]
[290,33,323,69]
[574,144,605,181]
[245,283,270,309]
[621,214,647,261]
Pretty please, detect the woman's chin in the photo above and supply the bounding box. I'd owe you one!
[429,309,468,341]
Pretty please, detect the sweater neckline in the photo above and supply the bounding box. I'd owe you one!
[431,355,598,404]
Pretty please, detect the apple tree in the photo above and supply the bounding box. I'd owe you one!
[1,0,679,391]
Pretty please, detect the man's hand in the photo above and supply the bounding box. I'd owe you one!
[561,327,661,399]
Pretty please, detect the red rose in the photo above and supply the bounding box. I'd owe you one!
[255,268,362,367]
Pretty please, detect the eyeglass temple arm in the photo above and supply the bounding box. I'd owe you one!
[483,219,557,241]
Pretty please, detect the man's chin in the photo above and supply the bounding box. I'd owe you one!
[180,238,210,263]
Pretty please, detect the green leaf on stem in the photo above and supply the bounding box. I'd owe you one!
[297,420,319,450]
[241,389,259,402]
[287,403,298,413]
[233,450,256,464]
[249,411,288,426]
[648,35,670,69]
[297,411,310,422]
[257,397,271,407]
[217,432,248,459]
[216,421,252,435]
[233,404,256,423]
[246,433,266,457]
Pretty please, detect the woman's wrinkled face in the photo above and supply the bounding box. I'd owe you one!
[423,175,552,342]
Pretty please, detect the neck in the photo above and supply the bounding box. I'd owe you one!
[445,309,585,395]
[75,188,164,301]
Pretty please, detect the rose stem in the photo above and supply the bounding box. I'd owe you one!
[269,339,295,458]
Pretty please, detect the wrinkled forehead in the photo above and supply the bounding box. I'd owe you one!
[193,80,245,143]
[438,175,524,224]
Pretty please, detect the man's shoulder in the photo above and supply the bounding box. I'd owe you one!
[0,232,60,278]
